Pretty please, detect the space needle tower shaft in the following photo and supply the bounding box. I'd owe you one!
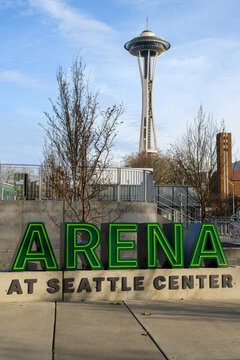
[124,20,170,153]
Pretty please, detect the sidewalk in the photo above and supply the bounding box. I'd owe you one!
[0,300,240,359]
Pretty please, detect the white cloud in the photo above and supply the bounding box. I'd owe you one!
[27,0,118,55]
[0,69,36,85]
[28,0,110,32]
[0,69,53,89]
[115,0,175,10]
[165,56,207,70]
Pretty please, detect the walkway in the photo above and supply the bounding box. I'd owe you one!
[0,300,240,359]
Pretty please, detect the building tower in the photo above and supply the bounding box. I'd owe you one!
[216,132,233,199]
[124,21,170,153]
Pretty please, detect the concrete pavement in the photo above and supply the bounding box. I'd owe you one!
[126,300,240,360]
[54,302,162,360]
[0,300,240,359]
[0,302,54,360]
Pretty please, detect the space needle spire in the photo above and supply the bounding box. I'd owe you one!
[124,22,170,153]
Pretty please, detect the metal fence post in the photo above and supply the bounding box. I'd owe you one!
[143,170,147,202]
[117,168,121,201]
[39,165,42,200]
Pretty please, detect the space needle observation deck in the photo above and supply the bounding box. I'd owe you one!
[124,22,170,153]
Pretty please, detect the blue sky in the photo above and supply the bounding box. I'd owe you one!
[0,0,240,164]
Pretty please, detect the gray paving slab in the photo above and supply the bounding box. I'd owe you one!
[54,301,163,360]
[126,299,240,360]
[0,302,54,360]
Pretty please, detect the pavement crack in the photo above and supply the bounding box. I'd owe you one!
[51,301,57,360]
[123,301,169,360]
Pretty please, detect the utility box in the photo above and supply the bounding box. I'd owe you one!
[14,173,28,199]
[0,183,14,200]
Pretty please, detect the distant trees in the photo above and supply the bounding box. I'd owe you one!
[42,58,123,223]
[170,106,221,222]
[124,151,183,185]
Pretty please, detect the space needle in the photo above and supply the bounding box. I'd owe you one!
[124,20,170,153]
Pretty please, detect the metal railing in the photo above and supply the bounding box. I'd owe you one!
[211,218,240,243]
[155,184,240,243]
[0,164,153,203]
[154,185,201,227]
[155,193,201,224]
[2,163,239,242]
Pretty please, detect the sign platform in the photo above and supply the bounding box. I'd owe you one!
[0,268,239,303]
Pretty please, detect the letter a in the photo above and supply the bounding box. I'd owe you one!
[11,223,59,271]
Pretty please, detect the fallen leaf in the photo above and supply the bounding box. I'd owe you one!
[141,312,151,316]
[111,301,122,305]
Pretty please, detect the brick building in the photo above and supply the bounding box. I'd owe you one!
[214,132,240,212]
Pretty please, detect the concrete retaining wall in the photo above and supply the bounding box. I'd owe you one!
[0,200,239,270]
[0,200,159,270]
[223,248,240,266]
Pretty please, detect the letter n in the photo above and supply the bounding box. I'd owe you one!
[138,223,184,268]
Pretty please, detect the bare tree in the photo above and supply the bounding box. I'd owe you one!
[171,105,221,222]
[124,151,183,185]
[41,58,123,223]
